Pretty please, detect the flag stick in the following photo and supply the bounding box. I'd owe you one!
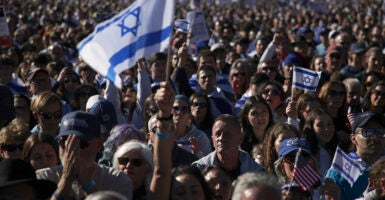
[165,1,176,82]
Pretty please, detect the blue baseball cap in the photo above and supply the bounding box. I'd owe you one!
[58,111,100,141]
[88,99,117,133]
[278,137,312,158]
[352,111,385,133]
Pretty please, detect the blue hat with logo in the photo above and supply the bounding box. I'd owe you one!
[278,137,312,157]
[58,111,100,141]
[88,99,117,133]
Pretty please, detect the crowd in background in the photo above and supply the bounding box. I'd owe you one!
[2,0,385,199]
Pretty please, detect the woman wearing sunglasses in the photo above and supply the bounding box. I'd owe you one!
[112,140,153,200]
[258,80,287,123]
[30,91,62,136]
[189,93,214,140]
[172,95,212,158]
[0,118,30,159]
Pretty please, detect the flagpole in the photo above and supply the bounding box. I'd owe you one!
[165,0,176,82]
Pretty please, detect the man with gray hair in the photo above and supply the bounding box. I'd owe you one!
[232,172,281,200]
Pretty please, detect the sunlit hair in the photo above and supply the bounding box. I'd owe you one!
[261,123,299,174]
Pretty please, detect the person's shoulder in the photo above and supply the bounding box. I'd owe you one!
[238,150,264,172]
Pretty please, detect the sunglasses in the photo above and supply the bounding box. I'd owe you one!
[232,72,246,78]
[63,77,78,84]
[0,143,24,152]
[328,90,345,97]
[373,90,385,98]
[118,157,144,167]
[329,53,341,59]
[39,111,62,120]
[260,66,277,71]
[191,102,208,108]
[262,89,280,96]
[172,106,190,113]
[79,91,93,98]
[58,136,89,149]
[359,129,385,138]
[150,107,159,114]
[365,82,374,88]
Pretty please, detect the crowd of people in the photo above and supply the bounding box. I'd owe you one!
[2,0,385,199]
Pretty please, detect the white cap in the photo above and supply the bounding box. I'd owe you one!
[86,95,105,111]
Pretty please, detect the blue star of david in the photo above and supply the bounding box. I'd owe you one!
[117,7,141,37]
[344,162,352,171]
[302,75,312,85]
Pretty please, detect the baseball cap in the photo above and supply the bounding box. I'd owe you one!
[58,111,100,141]
[349,42,366,54]
[88,99,117,133]
[278,137,312,158]
[351,111,385,133]
[26,67,49,84]
[210,43,226,52]
[86,95,105,111]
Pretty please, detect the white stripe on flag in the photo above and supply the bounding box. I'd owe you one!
[292,66,322,92]
[77,0,175,88]
[331,147,364,187]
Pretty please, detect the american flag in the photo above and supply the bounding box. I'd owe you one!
[346,106,356,129]
[293,148,321,191]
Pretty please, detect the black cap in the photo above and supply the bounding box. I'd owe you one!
[352,111,385,133]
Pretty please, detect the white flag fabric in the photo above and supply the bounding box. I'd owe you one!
[331,147,364,187]
[292,66,322,92]
[77,0,175,88]
[174,19,191,33]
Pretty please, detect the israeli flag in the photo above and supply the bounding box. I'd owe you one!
[174,19,190,33]
[331,147,365,187]
[77,0,175,88]
[292,66,322,92]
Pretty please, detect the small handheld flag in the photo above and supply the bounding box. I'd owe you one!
[293,148,321,191]
[292,66,322,92]
[331,147,364,187]
[174,19,191,33]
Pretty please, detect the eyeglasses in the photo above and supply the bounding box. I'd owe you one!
[63,77,78,84]
[118,157,144,167]
[329,53,341,59]
[39,111,62,120]
[260,66,277,71]
[79,91,93,98]
[149,107,159,114]
[365,81,374,88]
[172,106,190,113]
[0,143,24,152]
[262,89,280,96]
[359,129,385,138]
[373,90,385,98]
[191,102,208,108]
[232,72,246,77]
[328,90,345,97]
[58,136,89,149]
